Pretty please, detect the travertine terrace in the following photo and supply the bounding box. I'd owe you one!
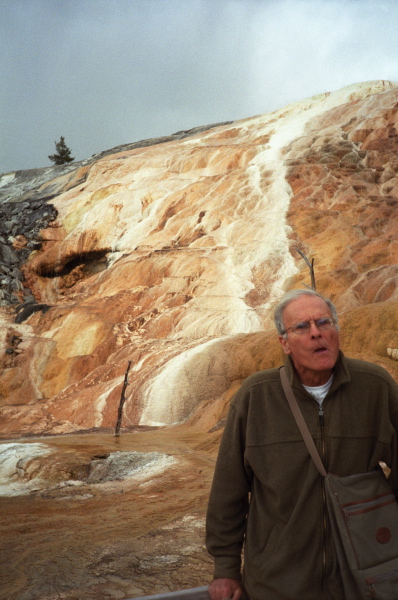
[1,80,398,599]
[1,80,398,437]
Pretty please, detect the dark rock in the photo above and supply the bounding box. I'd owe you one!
[27,241,42,251]
[12,268,23,281]
[10,279,22,292]
[0,243,17,264]
[15,302,51,323]
[2,221,13,233]
[0,198,58,304]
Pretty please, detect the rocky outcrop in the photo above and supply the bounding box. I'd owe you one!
[284,82,398,310]
[0,122,231,307]
[1,80,398,438]
[0,199,57,304]
[388,348,398,361]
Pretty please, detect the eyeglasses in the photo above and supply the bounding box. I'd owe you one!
[283,317,336,335]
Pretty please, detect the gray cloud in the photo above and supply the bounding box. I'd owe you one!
[1,0,398,173]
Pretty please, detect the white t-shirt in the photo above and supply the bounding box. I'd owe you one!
[303,375,333,406]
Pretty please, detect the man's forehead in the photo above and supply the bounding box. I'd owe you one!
[283,295,330,317]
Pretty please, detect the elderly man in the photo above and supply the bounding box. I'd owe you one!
[206,289,398,600]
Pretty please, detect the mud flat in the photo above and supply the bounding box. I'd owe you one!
[0,428,218,600]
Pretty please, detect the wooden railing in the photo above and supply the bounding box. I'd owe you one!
[129,586,210,599]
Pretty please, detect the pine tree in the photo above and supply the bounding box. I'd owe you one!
[48,136,75,165]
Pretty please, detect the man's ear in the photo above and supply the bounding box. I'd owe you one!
[278,335,291,355]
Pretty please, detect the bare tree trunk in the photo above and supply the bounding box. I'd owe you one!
[114,361,132,437]
[296,249,316,290]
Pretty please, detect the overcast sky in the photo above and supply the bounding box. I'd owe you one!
[1,0,397,174]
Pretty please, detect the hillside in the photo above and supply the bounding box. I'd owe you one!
[1,80,398,599]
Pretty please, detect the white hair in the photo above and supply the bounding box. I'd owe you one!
[273,289,339,337]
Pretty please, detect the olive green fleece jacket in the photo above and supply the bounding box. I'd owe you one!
[206,352,398,600]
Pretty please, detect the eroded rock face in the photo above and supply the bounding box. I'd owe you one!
[284,85,398,310]
[1,80,398,437]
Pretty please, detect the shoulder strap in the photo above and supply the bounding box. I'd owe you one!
[280,366,327,477]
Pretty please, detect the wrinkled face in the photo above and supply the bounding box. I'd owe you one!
[278,295,340,386]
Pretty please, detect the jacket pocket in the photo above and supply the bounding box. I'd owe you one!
[341,490,398,570]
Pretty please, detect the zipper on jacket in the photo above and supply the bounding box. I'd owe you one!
[319,401,327,600]
[321,484,327,600]
[318,404,324,427]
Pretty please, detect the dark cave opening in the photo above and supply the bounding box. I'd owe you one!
[39,250,110,280]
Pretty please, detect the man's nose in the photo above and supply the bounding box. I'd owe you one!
[309,322,322,337]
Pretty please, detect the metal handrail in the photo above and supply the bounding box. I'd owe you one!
[129,586,210,599]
